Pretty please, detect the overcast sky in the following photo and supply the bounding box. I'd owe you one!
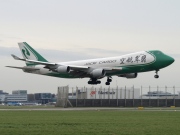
[0,0,180,94]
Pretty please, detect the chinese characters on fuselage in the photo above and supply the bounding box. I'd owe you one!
[120,54,146,65]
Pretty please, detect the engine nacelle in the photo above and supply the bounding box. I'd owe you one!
[90,69,106,78]
[118,73,138,79]
[56,66,70,73]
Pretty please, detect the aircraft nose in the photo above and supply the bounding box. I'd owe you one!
[166,55,175,65]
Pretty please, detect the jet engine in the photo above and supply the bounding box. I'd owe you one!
[90,69,106,78]
[56,66,70,73]
[118,73,138,79]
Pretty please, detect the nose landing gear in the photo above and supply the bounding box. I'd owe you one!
[105,77,112,85]
[154,70,159,78]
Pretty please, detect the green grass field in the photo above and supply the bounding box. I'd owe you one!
[0,110,180,135]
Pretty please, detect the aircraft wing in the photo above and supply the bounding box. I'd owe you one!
[69,66,122,71]
[67,65,89,70]
[11,54,89,71]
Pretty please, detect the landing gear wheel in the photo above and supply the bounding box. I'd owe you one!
[97,81,101,84]
[88,78,101,85]
[105,82,110,85]
[105,77,112,85]
[88,81,91,84]
[154,70,159,79]
[154,75,159,78]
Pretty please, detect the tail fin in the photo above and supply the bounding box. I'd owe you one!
[18,42,48,66]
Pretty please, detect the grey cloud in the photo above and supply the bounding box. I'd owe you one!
[0,47,19,56]
[170,54,180,59]
[7,37,22,39]
[83,48,131,56]
[38,49,97,62]
[0,34,22,40]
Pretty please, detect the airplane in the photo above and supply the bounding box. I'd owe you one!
[6,42,175,85]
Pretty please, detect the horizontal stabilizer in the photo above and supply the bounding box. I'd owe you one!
[11,54,25,61]
[11,54,56,66]
[6,66,40,71]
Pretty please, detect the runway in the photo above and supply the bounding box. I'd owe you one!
[0,107,180,111]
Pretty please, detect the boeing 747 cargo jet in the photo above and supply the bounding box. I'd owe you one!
[6,42,174,85]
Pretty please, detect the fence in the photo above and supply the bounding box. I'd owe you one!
[65,86,180,107]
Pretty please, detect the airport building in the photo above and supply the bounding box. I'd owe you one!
[0,90,9,102]
[34,93,52,104]
[5,90,27,103]
[12,90,27,95]
[27,94,35,102]
[87,88,140,99]
[0,95,6,102]
[0,90,8,95]
[142,91,178,99]
[67,87,140,99]
[5,95,27,102]
[178,92,180,99]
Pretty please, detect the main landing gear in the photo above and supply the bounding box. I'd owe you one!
[88,78,101,85]
[88,77,112,85]
[154,70,159,79]
[105,77,112,85]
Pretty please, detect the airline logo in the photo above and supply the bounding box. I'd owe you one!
[22,47,30,59]
[90,90,96,97]
[21,45,38,60]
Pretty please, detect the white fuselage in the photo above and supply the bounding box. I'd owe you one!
[34,51,155,75]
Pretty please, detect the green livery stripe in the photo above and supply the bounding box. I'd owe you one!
[23,42,48,62]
